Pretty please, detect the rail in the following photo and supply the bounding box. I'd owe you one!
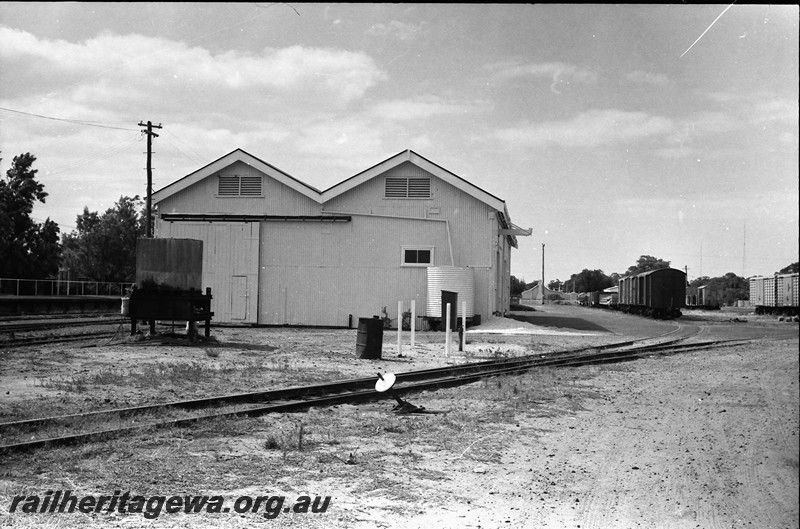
[0,334,753,454]
[0,278,134,297]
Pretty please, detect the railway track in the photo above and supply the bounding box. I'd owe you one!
[0,317,135,348]
[0,334,751,454]
[0,316,122,333]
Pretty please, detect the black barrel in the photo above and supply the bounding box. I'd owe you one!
[356,317,383,359]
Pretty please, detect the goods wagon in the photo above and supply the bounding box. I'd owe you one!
[617,268,686,319]
[749,273,799,316]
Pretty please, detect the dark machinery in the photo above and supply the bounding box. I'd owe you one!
[128,286,213,340]
[127,238,214,340]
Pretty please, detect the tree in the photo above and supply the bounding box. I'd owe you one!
[547,279,563,291]
[569,269,614,293]
[61,196,145,283]
[510,275,528,297]
[779,262,799,274]
[625,255,671,276]
[689,273,748,306]
[0,151,61,278]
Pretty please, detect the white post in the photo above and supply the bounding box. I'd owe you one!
[397,300,403,355]
[445,302,451,358]
[410,300,416,347]
[461,300,466,350]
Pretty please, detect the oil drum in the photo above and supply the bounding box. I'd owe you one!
[356,316,383,359]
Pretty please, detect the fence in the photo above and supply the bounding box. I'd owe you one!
[0,278,134,297]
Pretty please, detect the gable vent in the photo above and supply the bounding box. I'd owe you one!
[385,177,431,199]
[239,176,262,196]
[218,175,262,196]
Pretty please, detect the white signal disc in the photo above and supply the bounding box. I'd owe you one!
[375,373,396,393]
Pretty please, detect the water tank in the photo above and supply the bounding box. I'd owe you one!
[426,266,475,317]
[136,238,203,291]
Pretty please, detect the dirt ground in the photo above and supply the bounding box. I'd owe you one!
[0,304,798,528]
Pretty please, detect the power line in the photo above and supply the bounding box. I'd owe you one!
[42,135,144,176]
[0,106,140,131]
[160,129,208,166]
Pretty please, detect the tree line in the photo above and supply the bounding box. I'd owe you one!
[1,151,144,283]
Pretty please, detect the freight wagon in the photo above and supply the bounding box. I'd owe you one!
[749,273,799,316]
[617,268,686,319]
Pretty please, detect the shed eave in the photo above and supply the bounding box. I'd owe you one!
[320,149,508,213]
[152,148,322,204]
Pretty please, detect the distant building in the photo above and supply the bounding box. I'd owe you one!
[521,282,559,303]
[152,149,530,326]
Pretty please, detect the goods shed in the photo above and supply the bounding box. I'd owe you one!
[152,149,530,327]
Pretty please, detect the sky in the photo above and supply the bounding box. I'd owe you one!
[1,3,797,284]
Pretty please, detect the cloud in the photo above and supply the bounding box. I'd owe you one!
[492,109,673,148]
[663,111,738,148]
[366,20,427,41]
[0,27,387,104]
[752,98,799,126]
[625,70,669,86]
[486,60,597,94]
[369,95,489,121]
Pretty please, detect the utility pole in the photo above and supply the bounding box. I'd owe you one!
[138,120,162,238]
[541,243,545,304]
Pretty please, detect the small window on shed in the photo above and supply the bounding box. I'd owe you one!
[401,246,433,267]
[218,175,263,196]
[385,177,431,199]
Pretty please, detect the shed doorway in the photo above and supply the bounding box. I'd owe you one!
[231,275,248,320]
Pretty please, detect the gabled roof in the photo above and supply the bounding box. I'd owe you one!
[152,149,520,246]
[320,149,507,212]
[152,148,322,204]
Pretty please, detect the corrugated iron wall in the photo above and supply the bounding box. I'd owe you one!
[258,217,449,326]
[155,158,514,325]
[157,161,321,217]
[158,221,260,323]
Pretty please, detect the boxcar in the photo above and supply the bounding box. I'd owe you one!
[618,268,686,319]
[749,273,799,316]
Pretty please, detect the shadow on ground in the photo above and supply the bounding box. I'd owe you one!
[506,312,612,333]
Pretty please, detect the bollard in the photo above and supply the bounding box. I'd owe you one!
[397,300,403,355]
[410,300,416,348]
[461,300,466,350]
[445,303,451,357]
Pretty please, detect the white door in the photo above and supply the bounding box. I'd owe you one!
[231,275,248,320]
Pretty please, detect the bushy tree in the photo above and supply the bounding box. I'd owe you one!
[60,196,145,283]
[0,152,61,278]
[510,275,528,297]
[569,269,614,293]
[779,262,799,274]
[547,279,563,291]
[625,255,671,276]
[689,272,748,306]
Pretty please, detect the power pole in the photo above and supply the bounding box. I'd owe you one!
[138,120,162,238]
[541,243,545,304]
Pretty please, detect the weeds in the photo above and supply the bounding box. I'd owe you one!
[37,358,275,393]
[263,421,306,458]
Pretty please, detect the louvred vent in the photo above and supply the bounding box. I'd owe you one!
[385,177,430,198]
[218,175,262,196]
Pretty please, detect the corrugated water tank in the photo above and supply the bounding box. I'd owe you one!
[136,238,203,291]
[426,266,475,317]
